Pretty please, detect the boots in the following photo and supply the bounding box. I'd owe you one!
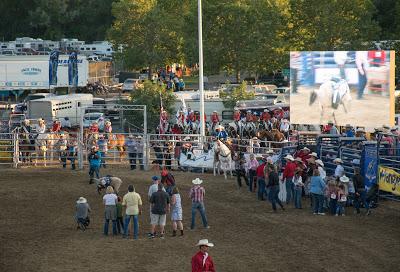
[172,230,177,237]
[180,230,184,236]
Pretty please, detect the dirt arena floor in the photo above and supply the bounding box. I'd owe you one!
[0,166,399,272]
[290,87,391,126]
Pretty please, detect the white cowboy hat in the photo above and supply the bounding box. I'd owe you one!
[263,109,269,112]
[217,125,224,130]
[99,134,104,138]
[192,178,203,185]
[38,118,45,123]
[24,119,30,124]
[196,239,214,247]
[252,136,258,140]
[282,119,289,123]
[183,136,190,141]
[284,154,294,161]
[128,134,134,138]
[310,152,318,157]
[105,121,111,125]
[352,159,360,165]
[295,157,303,163]
[91,145,97,150]
[266,150,274,154]
[302,147,310,152]
[137,135,142,139]
[340,176,349,183]
[315,159,324,167]
[390,126,398,131]
[213,110,217,113]
[333,158,343,163]
[356,128,365,132]
[76,197,87,204]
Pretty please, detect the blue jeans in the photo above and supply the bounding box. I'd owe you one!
[312,193,324,214]
[294,187,302,208]
[89,166,100,179]
[248,170,256,192]
[268,185,284,211]
[257,178,266,200]
[354,189,369,213]
[123,215,139,239]
[336,202,345,215]
[285,177,294,204]
[191,202,208,229]
[104,219,117,235]
[329,199,337,215]
[100,152,106,168]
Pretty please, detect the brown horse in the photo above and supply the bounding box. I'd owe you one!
[107,133,125,161]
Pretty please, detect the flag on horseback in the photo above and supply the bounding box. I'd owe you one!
[159,95,168,134]
[176,97,187,127]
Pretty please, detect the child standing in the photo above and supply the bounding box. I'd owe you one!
[88,146,101,184]
[327,180,338,215]
[336,184,347,216]
[116,196,124,234]
[293,170,304,209]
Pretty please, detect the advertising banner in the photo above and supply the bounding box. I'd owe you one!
[362,145,378,187]
[49,50,59,86]
[290,51,395,127]
[378,166,400,196]
[68,51,79,87]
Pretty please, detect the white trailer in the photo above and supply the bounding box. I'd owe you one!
[27,94,93,126]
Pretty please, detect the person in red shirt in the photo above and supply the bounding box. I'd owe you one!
[282,154,297,204]
[161,169,176,195]
[233,110,241,122]
[273,107,284,119]
[260,109,271,122]
[89,122,99,133]
[256,158,267,200]
[192,239,216,272]
[51,120,61,133]
[245,111,252,122]
[294,147,311,163]
[187,111,196,123]
[210,111,219,125]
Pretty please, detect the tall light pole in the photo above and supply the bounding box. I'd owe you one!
[198,0,205,140]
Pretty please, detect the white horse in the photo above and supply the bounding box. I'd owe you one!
[310,79,352,123]
[34,133,49,166]
[212,140,233,179]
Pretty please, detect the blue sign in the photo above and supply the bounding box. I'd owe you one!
[362,144,378,188]
[68,51,78,87]
[49,50,59,85]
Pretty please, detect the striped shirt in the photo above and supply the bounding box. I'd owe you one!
[189,185,205,203]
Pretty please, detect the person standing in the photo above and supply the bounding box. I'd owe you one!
[122,184,142,239]
[97,134,108,168]
[103,186,118,236]
[283,154,296,204]
[353,167,369,214]
[266,164,285,212]
[189,178,209,230]
[191,239,216,272]
[355,51,368,99]
[126,135,137,170]
[234,154,248,188]
[310,169,326,215]
[333,158,345,181]
[161,169,176,196]
[171,186,183,237]
[88,146,101,184]
[293,170,304,209]
[149,184,170,239]
[256,158,267,200]
[246,154,259,192]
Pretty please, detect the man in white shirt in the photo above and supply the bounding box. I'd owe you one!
[333,158,345,180]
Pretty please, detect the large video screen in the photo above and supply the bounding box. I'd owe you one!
[290,51,395,127]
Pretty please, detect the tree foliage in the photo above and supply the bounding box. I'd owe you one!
[220,81,254,109]
[125,81,175,131]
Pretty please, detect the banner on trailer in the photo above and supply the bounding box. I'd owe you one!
[378,166,400,196]
[290,50,395,127]
[49,50,59,86]
[363,145,378,187]
[68,51,79,86]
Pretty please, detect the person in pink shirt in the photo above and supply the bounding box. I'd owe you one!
[245,154,259,192]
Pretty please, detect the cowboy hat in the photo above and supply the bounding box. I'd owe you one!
[333,158,343,163]
[310,152,318,158]
[252,136,258,140]
[315,159,324,167]
[295,157,303,163]
[340,176,349,183]
[196,239,214,247]
[217,125,224,130]
[99,134,104,138]
[282,119,289,123]
[192,178,203,185]
[390,126,398,131]
[183,136,190,141]
[38,118,45,123]
[263,109,269,112]
[352,159,360,165]
[356,128,365,132]
[302,147,310,152]
[128,134,134,138]
[345,124,352,128]
[76,197,87,204]
[266,150,274,154]
[137,135,142,139]
[284,154,294,161]
[91,145,97,150]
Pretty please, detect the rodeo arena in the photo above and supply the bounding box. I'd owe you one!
[1,51,400,271]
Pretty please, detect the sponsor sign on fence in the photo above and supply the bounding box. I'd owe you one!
[378,166,400,196]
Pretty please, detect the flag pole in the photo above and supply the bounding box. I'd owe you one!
[198,0,205,142]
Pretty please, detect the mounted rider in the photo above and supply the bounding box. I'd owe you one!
[89,121,99,133]
[233,110,241,123]
[104,120,112,140]
[55,132,68,165]
[245,111,253,122]
[36,118,46,134]
[273,107,284,120]
[51,120,62,133]
[260,109,271,129]
[216,125,228,141]
[211,111,220,130]
[177,110,186,128]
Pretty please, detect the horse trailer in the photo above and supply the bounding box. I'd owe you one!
[27,94,93,126]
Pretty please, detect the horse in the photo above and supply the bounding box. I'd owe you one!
[242,122,257,139]
[84,128,98,147]
[94,176,123,195]
[107,133,125,161]
[212,139,233,179]
[17,128,35,164]
[310,78,352,123]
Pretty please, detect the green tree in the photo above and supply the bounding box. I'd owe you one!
[220,81,254,109]
[124,80,175,132]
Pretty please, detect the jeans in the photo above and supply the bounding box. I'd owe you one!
[124,215,139,239]
[248,169,256,192]
[336,202,345,215]
[100,152,106,168]
[236,169,248,188]
[137,153,144,170]
[104,219,117,235]
[294,186,302,209]
[89,166,100,179]
[257,178,266,200]
[329,198,337,215]
[312,193,324,214]
[354,189,369,213]
[285,177,294,204]
[191,202,208,229]
[268,185,284,211]
[128,152,137,170]
[116,217,124,233]
[358,66,367,99]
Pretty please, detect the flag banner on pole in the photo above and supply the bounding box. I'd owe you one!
[49,50,59,86]
[68,51,79,87]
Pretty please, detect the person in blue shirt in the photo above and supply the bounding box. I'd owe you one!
[88,146,101,184]
[310,168,327,215]
[344,124,355,137]
[216,125,228,141]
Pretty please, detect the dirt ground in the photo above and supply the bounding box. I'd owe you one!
[290,87,392,126]
[0,166,399,272]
